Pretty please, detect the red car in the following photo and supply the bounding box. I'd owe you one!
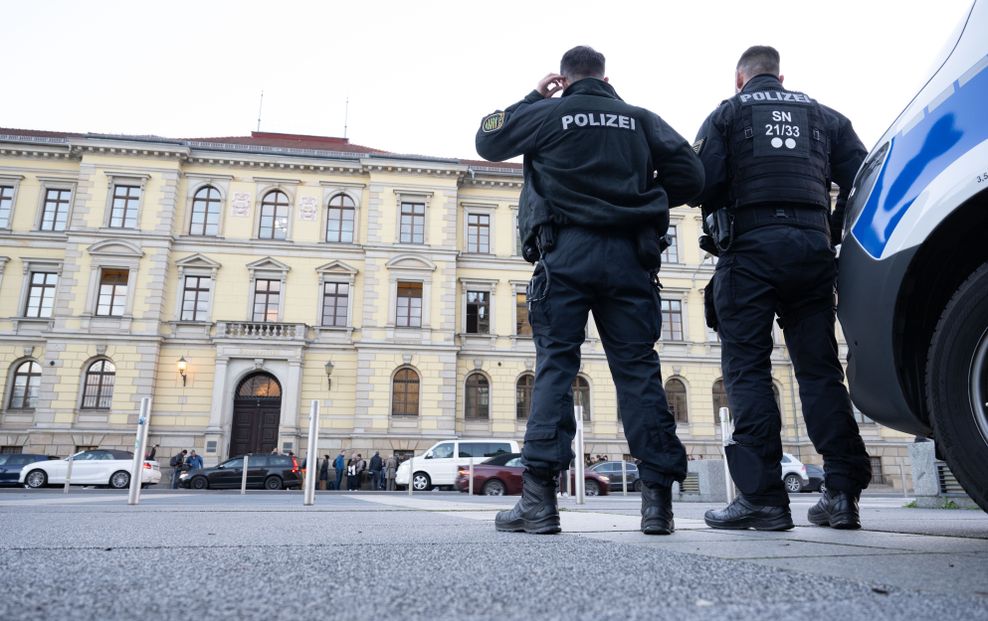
[455,453,610,496]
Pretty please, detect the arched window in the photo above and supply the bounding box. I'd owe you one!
[516,373,534,420]
[82,359,116,409]
[573,376,591,421]
[237,373,282,398]
[326,193,355,243]
[665,378,688,423]
[712,379,729,424]
[465,372,490,419]
[189,186,221,236]
[258,190,289,240]
[392,367,419,416]
[8,360,41,409]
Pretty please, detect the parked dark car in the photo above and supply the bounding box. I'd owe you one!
[588,460,642,492]
[802,464,825,493]
[0,454,54,486]
[179,454,301,490]
[455,453,610,496]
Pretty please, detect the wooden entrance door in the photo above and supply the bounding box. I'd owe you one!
[230,373,282,457]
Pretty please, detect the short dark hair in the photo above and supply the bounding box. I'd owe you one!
[560,46,605,80]
[737,45,780,78]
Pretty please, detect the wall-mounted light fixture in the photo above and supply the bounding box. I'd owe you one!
[177,356,188,386]
[324,360,334,390]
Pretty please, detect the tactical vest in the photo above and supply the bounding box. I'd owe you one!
[728,89,831,209]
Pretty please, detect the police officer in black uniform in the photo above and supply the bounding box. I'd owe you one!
[476,46,704,535]
[691,46,872,530]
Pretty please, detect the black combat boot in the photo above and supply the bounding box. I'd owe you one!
[704,495,794,531]
[495,469,561,534]
[808,490,861,529]
[640,481,675,535]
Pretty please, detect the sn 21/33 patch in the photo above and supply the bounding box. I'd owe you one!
[482,112,505,133]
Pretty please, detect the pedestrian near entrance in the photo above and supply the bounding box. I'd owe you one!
[369,451,383,490]
[476,45,704,535]
[334,450,345,491]
[169,450,187,489]
[690,46,872,530]
[186,450,203,471]
[319,455,330,490]
[385,453,398,491]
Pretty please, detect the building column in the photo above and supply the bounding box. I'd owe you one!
[204,357,229,463]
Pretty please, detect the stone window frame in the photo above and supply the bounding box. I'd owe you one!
[83,240,144,320]
[320,183,363,245]
[385,255,436,330]
[245,257,290,323]
[79,357,116,411]
[515,371,535,420]
[182,175,231,238]
[662,222,681,265]
[511,281,532,337]
[664,376,690,424]
[390,365,421,417]
[102,173,150,230]
[252,179,299,242]
[0,174,25,231]
[34,177,77,232]
[18,259,62,319]
[660,295,686,342]
[315,260,358,332]
[463,370,492,420]
[393,189,433,246]
[173,254,221,323]
[461,202,496,255]
[459,278,497,338]
[509,204,521,257]
[4,357,42,411]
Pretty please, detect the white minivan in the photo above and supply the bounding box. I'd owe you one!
[395,438,520,491]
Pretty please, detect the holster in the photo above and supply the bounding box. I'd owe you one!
[703,278,718,331]
[705,208,734,253]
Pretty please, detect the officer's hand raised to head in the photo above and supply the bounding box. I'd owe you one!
[537,73,567,98]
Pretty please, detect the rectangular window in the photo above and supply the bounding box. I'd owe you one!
[96,269,128,316]
[321,282,349,327]
[516,291,531,336]
[399,202,425,244]
[0,185,13,228]
[252,279,281,322]
[109,184,141,228]
[40,188,71,231]
[180,275,211,321]
[396,281,423,327]
[24,272,58,318]
[661,225,679,264]
[465,290,490,334]
[466,213,490,253]
[661,299,684,341]
[869,456,884,484]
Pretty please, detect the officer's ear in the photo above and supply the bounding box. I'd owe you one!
[603,76,609,83]
[778,74,784,84]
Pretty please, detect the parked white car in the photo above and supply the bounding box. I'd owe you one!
[19,449,161,489]
[781,453,810,493]
[395,438,520,491]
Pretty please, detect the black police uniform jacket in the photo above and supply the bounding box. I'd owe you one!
[475,78,704,262]
[689,74,866,243]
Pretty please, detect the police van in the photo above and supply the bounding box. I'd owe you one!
[839,0,988,511]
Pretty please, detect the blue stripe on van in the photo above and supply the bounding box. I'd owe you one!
[852,57,988,258]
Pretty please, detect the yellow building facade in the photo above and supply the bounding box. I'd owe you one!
[0,128,912,486]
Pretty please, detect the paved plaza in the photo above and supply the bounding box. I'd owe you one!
[1,488,986,620]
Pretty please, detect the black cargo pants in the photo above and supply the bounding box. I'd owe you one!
[522,226,688,487]
[712,221,872,506]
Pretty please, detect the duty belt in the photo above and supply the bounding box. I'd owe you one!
[731,204,829,238]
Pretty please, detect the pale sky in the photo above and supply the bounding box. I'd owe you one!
[0,0,973,160]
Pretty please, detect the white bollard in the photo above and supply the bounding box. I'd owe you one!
[63,454,74,494]
[621,459,628,496]
[128,397,152,505]
[304,400,320,506]
[574,405,585,504]
[241,454,249,495]
[468,460,474,495]
[407,456,414,496]
[719,407,736,504]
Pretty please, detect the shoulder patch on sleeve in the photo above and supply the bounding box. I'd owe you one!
[692,137,705,154]
[481,111,505,133]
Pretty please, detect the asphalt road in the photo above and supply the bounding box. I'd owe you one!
[1,488,985,620]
